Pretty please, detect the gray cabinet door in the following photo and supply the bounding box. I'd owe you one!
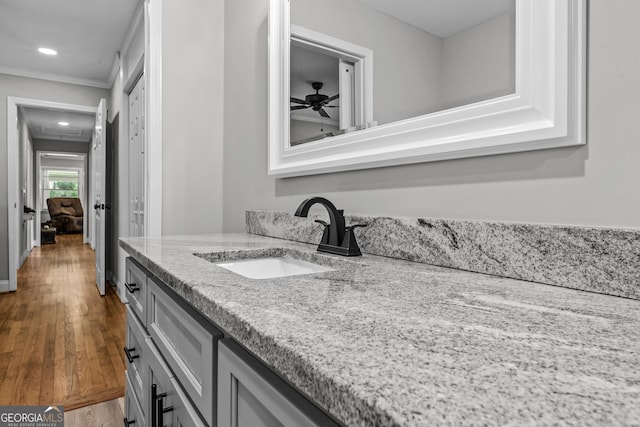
[217,339,340,427]
[125,373,147,427]
[147,339,205,427]
[147,277,222,426]
[126,257,149,327]
[125,305,149,417]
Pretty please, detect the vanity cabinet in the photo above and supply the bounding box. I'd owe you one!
[147,276,222,425]
[124,257,340,427]
[125,257,214,427]
[126,258,149,326]
[125,306,150,423]
[217,339,340,427]
[125,374,146,427]
[148,337,206,427]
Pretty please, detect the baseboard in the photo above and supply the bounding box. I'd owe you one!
[109,272,128,304]
[19,249,31,268]
[0,280,9,293]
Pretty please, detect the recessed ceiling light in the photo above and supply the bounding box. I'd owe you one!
[57,121,69,126]
[38,47,58,56]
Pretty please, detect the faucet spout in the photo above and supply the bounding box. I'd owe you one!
[294,197,345,246]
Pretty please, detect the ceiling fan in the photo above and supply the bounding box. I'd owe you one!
[290,82,339,118]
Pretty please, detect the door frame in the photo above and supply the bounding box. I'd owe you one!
[7,97,96,292]
[35,151,88,246]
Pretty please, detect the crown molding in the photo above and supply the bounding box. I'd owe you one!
[121,3,145,57]
[0,66,110,89]
[107,52,121,88]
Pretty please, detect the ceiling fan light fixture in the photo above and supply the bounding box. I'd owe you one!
[38,47,58,56]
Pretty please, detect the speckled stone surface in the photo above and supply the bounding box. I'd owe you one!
[246,211,640,300]
[120,233,640,427]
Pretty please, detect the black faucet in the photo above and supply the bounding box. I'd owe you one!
[294,197,366,257]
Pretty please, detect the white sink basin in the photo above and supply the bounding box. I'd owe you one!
[217,257,334,279]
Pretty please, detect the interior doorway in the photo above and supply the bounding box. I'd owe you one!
[35,151,88,246]
[7,96,107,294]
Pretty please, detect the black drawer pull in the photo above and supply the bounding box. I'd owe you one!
[151,384,173,427]
[151,384,158,427]
[123,347,139,363]
[125,282,140,293]
[123,417,136,426]
[157,390,174,426]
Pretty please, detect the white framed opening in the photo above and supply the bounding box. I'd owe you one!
[7,97,96,292]
[35,151,88,246]
[289,25,374,146]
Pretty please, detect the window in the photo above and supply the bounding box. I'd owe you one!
[43,169,80,201]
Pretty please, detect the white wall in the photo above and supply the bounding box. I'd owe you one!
[222,0,640,232]
[161,0,225,235]
[0,73,108,281]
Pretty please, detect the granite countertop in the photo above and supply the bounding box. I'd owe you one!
[120,233,640,426]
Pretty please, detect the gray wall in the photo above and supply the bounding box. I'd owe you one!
[33,139,91,154]
[442,13,515,109]
[161,0,225,235]
[0,73,108,281]
[290,119,339,145]
[223,0,640,232]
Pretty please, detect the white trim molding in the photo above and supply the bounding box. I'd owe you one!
[268,0,587,177]
[145,0,163,238]
[0,66,111,89]
[0,280,9,293]
[7,97,96,292]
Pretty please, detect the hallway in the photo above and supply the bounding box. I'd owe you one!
[0,234,126,410]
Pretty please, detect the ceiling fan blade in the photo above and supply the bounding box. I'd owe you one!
[290,97,309,104]
[318,108,331,118]
[290,105,311,111]
[325,94,339,103]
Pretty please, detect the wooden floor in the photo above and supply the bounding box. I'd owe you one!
[65,397,124,426]
[0,234,126,411]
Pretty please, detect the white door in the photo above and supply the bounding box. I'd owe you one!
[93,98,107,295]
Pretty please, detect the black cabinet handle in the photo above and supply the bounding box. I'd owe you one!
[152,384,173,427]
[123,347,139,363]
[151,384,157,427]
[157,392,174,426]
[124,282,140,293]
[94,204,100,210]
[123,417,136,426]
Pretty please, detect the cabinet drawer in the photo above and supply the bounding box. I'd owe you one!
[148,338,206,427]
[125,373,147,427]
[125,305,149,415]
[126,258,148,327]
[148,277,223,426]
[218,339,340,427]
